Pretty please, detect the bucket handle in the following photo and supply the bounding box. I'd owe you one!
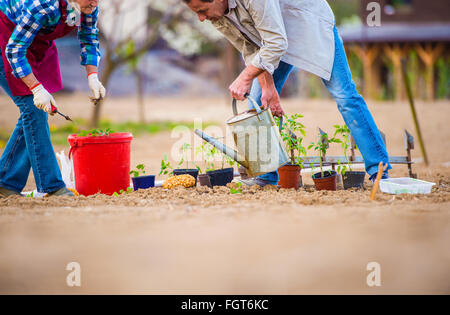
[232,94,262,117]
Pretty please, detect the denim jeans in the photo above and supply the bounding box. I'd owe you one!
[0,59,65,193]
[249,25,391,185]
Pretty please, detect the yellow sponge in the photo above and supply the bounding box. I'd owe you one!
[163,175,196,189]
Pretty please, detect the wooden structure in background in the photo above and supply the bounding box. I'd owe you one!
[340,0,450,100]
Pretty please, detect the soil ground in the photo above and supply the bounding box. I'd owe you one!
[0,95,449,294]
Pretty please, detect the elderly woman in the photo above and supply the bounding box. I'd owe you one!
[0,0,105,198]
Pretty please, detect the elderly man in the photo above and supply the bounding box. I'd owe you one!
[0,0,105,198]
[183,0,391,187]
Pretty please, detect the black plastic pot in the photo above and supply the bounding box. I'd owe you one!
[132,175,155,191]
[198,174,212,188]
[342,171,366,190]
[173,169,199,185]
[206,168,234,187]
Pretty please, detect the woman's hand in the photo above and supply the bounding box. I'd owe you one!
[31,83,57,114]
[87,72,106,100]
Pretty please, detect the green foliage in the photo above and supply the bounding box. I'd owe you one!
[333,124,353,174]
[437,57,450,99]
[77,128,114,137]
[308,131,340,178]
[113,187,133,197]
[130,164,146,178]
[160,154,173,176]
[178,143,192,170]
[229,182,242,195]
[277,114,307,167]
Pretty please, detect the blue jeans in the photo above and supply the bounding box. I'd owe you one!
[250,26,391,185]
[0,59,65,193]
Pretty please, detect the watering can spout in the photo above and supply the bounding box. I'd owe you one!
[194,129,249,169]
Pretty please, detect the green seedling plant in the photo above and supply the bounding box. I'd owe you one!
[308,131,339,178]
[130,164,146,178]
[159,154,173,176]
[205,143,218,172]
[277,114,307,167]
[178,143,193,170]
[113,187,133,197]
[333,124,353,176]
[77,128,114,137]
[229,182,243,194]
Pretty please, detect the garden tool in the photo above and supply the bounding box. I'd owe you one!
[195,96,289,177]
[51,105,73,122]
[370,162,389,201]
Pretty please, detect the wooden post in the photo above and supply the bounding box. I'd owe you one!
[416,43,445,100]
[353,44,380,99]
[401,59,429,166]
[384,44,407,101]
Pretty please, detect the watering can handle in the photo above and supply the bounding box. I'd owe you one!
[232,94,262,116]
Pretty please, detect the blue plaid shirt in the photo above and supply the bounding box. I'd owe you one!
[0,0,101,78]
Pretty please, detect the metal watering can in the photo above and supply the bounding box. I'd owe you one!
[195,96,289,177]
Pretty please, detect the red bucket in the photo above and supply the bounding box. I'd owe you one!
[68,133,133,196]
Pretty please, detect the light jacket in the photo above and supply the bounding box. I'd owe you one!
[212,0,336,80]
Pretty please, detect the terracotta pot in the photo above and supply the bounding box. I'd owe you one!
[278,164,302,190]
[342,171,366,190]
[312,170,338,191]
[198,173,212,188]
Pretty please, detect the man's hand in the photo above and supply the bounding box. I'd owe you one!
[257,72,284,117]
[229,65,264,100]
[261,87,284,117]
[88,72,106,100]
[31,83,57,114]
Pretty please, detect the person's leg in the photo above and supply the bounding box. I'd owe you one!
[0,57,65,193]
[248,61,295,185]
[15,94,66,193]
[322,26,391,178]
[0,60,32,193]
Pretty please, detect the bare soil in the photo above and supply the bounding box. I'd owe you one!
[0,95,449,294]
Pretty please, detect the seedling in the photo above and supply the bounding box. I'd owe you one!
[277,114,307,167]
[308,130,339,178]
[229,182,243,194]
[333,124,352,175]
[178,143,193,170]
[159,154,173,176]
[113,187,134,197]
[130,164,146,178]
[77,128,114,137]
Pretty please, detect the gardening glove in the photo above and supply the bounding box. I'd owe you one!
[88,72,106,100]
[31,83,57,114]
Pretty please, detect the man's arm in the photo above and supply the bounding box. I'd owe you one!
[229,0,288,116]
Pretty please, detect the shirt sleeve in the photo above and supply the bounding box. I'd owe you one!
[5,0,60,78]
[243,0,288,74]
[78,7,101,67]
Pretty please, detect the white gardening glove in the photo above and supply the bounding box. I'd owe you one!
[88,72,106,100]
[31,83,57,114]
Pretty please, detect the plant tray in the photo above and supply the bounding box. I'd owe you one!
[379,177,435,195]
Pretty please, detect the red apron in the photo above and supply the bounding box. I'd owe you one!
[0,0,76,96]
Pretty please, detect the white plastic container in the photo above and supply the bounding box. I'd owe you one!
[379,177,436,195]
